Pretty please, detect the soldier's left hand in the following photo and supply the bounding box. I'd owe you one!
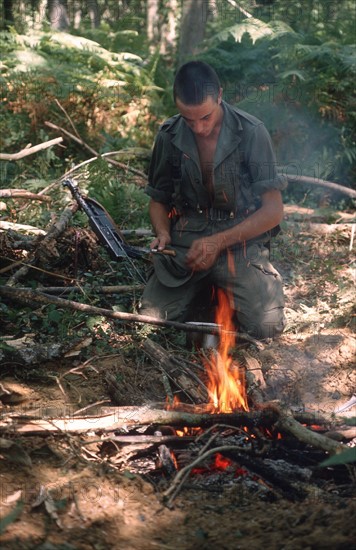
[185,236,221,271]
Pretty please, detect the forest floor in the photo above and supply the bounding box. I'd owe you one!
[0,204,355,550]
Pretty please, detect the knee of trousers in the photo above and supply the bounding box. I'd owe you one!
[237,307,286,340]
[139,275,194,323]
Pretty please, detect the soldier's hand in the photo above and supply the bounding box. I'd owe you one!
[185,236,221,271]
[150,232,171,252]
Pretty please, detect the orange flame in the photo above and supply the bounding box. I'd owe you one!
[204,288,248,413]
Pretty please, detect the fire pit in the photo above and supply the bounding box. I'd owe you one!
[1,288,354,511]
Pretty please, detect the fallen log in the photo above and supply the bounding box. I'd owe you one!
[10,284,145,295]
[0,221,46,235]
[0,406,276,434]
[276,412,353,454]
[0,404,348,455]
[283,174,356,199]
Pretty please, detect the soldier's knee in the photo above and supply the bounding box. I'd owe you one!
[238,307,286,340]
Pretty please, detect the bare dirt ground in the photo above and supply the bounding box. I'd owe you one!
[0,207,355,549]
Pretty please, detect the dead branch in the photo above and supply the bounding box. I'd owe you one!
[84,434,195,446]
[143,338,209,403]
[284,174,356,199]
[163,444,249,506]
[45,121,146,180]
[0,406,277,434]
[276,410,349,455]
[0,404,348,457]
[0,221,46,235]
[0,286,262,346]
[0,138,63,161]
[0,190,51,202]
[5,204,78,286]
[297,223,354,237]
[240,351,266,405]
[12,284,144,295]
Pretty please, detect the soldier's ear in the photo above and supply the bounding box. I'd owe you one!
[218,88,223,104]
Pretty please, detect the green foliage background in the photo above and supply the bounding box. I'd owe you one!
[0,0,355,221]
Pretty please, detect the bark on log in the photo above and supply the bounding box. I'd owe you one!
[0,404,347,456]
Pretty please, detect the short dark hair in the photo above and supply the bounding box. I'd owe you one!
[173,61,221,105]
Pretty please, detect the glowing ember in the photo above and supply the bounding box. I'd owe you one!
[204,289,248,413]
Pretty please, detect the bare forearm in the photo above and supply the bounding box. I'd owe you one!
[149,199,171,249]
[185,190,284,271]
[217,194,283,250]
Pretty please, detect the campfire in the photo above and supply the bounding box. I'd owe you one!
[0,288,353,508]
[201,288,248,413]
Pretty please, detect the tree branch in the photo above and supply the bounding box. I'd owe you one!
[44,121,147,180]
[0,190,51,202]
[284,174,356,198]
[0,286,263,347]
[0,137,63,161]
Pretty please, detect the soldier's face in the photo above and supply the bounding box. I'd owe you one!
[176,90,223,138]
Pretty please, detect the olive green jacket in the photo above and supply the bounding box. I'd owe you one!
[146,100,287,215]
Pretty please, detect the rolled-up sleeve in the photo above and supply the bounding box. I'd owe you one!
[245,124,287,197]
[145,132,175,205]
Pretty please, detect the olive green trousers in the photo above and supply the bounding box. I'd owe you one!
[140,240,285,340]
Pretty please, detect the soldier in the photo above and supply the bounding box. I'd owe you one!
[140,61,287,340]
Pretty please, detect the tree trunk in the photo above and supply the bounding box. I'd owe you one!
[87,0,100,28]
[3,0,14,28]
[160,0,178,58]
[73,0,82,28]
[178,0,206,64]
[32,0,48,30]
[48,0,70,30]
[147,0,160,52]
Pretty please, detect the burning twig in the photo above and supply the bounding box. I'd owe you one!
[162,445,248,507]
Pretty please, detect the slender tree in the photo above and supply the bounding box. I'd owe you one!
[3,0,14,28]
[48,0,69,30]
[87,0,100,28]
[160,0,178,57]
[178,0,206,64]
[147,0,160,52]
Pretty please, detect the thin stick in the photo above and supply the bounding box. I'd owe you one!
[54,99,81,140]
[45,121,146,179]
[0,190,51,202]
[163,445,247,505]
[0,286,261,343]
